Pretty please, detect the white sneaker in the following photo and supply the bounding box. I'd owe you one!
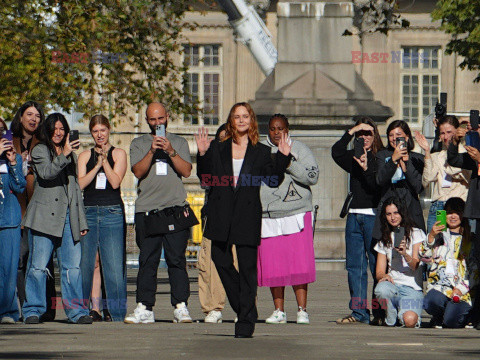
[205,310,222,323]
[173,302,193,323]
[124,303,154,324]
[0,316,15,324]
[265,309,287,324]
[297,308,310,324]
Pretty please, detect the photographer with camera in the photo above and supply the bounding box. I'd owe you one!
[374,120,425,248]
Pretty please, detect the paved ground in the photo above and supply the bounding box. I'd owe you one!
[1,269,480,359]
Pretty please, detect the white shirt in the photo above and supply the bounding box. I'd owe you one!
[232,158,243,187]
[261,212,306,238]
[374,227,426,291]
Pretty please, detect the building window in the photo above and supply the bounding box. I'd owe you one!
[401,46,441,124]
[183,44,222,126]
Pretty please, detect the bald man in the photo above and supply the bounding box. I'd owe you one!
[125,102,194,324]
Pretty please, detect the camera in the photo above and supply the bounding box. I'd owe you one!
[434,92,447,120]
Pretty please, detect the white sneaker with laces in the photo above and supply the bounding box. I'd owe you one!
[265,309,287,324]
[0,316,15,324]
[174,302,193,323]
[205,310,222,323]
[124,303,154,324]
[297,308,310,324]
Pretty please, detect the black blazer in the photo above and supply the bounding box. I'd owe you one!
[373,149,425,238]
[197,138,291,246]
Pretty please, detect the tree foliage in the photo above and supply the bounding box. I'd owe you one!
[343,0,410,38]
[0,0,197,123]
[432,0,480,82]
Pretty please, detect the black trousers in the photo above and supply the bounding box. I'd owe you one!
[135,212,190,308]
[17,228,56,319]
[211,241,258,337]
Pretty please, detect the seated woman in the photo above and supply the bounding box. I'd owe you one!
[374,197,425,328]
[421,197,478,328]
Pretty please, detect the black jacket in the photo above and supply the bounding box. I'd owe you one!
[197,138,291,246]
[373,149,425,238]
[331,131,380,209]
[447,142,479,219]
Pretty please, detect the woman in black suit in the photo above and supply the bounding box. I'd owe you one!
[374,120,425,240]
[195,102,291,338]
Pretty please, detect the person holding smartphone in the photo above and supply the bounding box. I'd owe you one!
[331,116,385,325]
[374,197,425,328]
[420,197,478,328]
[0,118,26,324]
[10,101,57,322]
[415,116,470,233]
[78,115,127,322]
[375,120,425,240]
[21,113,91,324]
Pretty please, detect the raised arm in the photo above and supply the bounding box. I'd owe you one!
[287,141,319,186]
[31,144,71,180]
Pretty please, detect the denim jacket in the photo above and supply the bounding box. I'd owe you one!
[0,154,26,228]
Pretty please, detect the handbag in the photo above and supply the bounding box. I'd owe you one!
[339,192,353,218]
[144,204,199,236]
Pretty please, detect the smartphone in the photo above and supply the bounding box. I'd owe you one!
[440,92,447,107]
[470,110,479,131]
[354,137,364,158]
[69,130,79,150]
[466,131,480,150]
[3,129,13,142]
[436,210,447,231]
[393,227,405,248]
[395,137,406,149]
[156,124,165,137]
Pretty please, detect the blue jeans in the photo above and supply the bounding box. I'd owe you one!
[22,210,88,322]
[423,289,472,328]
[374,281,423,326]
[80,205,127,321]
[427,200,446,234]
[0,226,21,321]
[345,213,377,323]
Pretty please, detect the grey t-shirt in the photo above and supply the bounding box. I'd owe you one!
[130,132,191,213]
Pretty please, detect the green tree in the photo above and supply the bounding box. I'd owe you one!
[0,0,197,123]
[432,0,480,82]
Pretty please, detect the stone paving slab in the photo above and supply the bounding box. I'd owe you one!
[1,269,480,359]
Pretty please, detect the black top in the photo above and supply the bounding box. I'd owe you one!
[447,142,479,219]
[331,131,380,209]
[374,149,425,238]
[83,147,122,206]
[197,138,291,246]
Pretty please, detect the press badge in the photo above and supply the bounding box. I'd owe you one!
[156,159,167,176]
[441,173,452,188]
[95,172,107,189]
[0,160,7,174]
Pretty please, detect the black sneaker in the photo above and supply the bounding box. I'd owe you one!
[24,316,40,324]
[89,310,103,322]
[76,315,93,324]
[429,318,442,329]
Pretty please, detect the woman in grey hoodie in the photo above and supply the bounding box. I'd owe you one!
[258,114,319,325]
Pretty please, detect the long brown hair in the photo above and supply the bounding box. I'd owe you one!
[353,116,384,155]
[379,197,415,248]
[224,102,259,145]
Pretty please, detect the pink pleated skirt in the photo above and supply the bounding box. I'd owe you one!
[257,212,316,287]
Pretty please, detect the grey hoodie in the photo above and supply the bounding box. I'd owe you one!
[260,138,319,218]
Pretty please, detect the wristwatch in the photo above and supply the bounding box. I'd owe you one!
[169,149,177,158]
